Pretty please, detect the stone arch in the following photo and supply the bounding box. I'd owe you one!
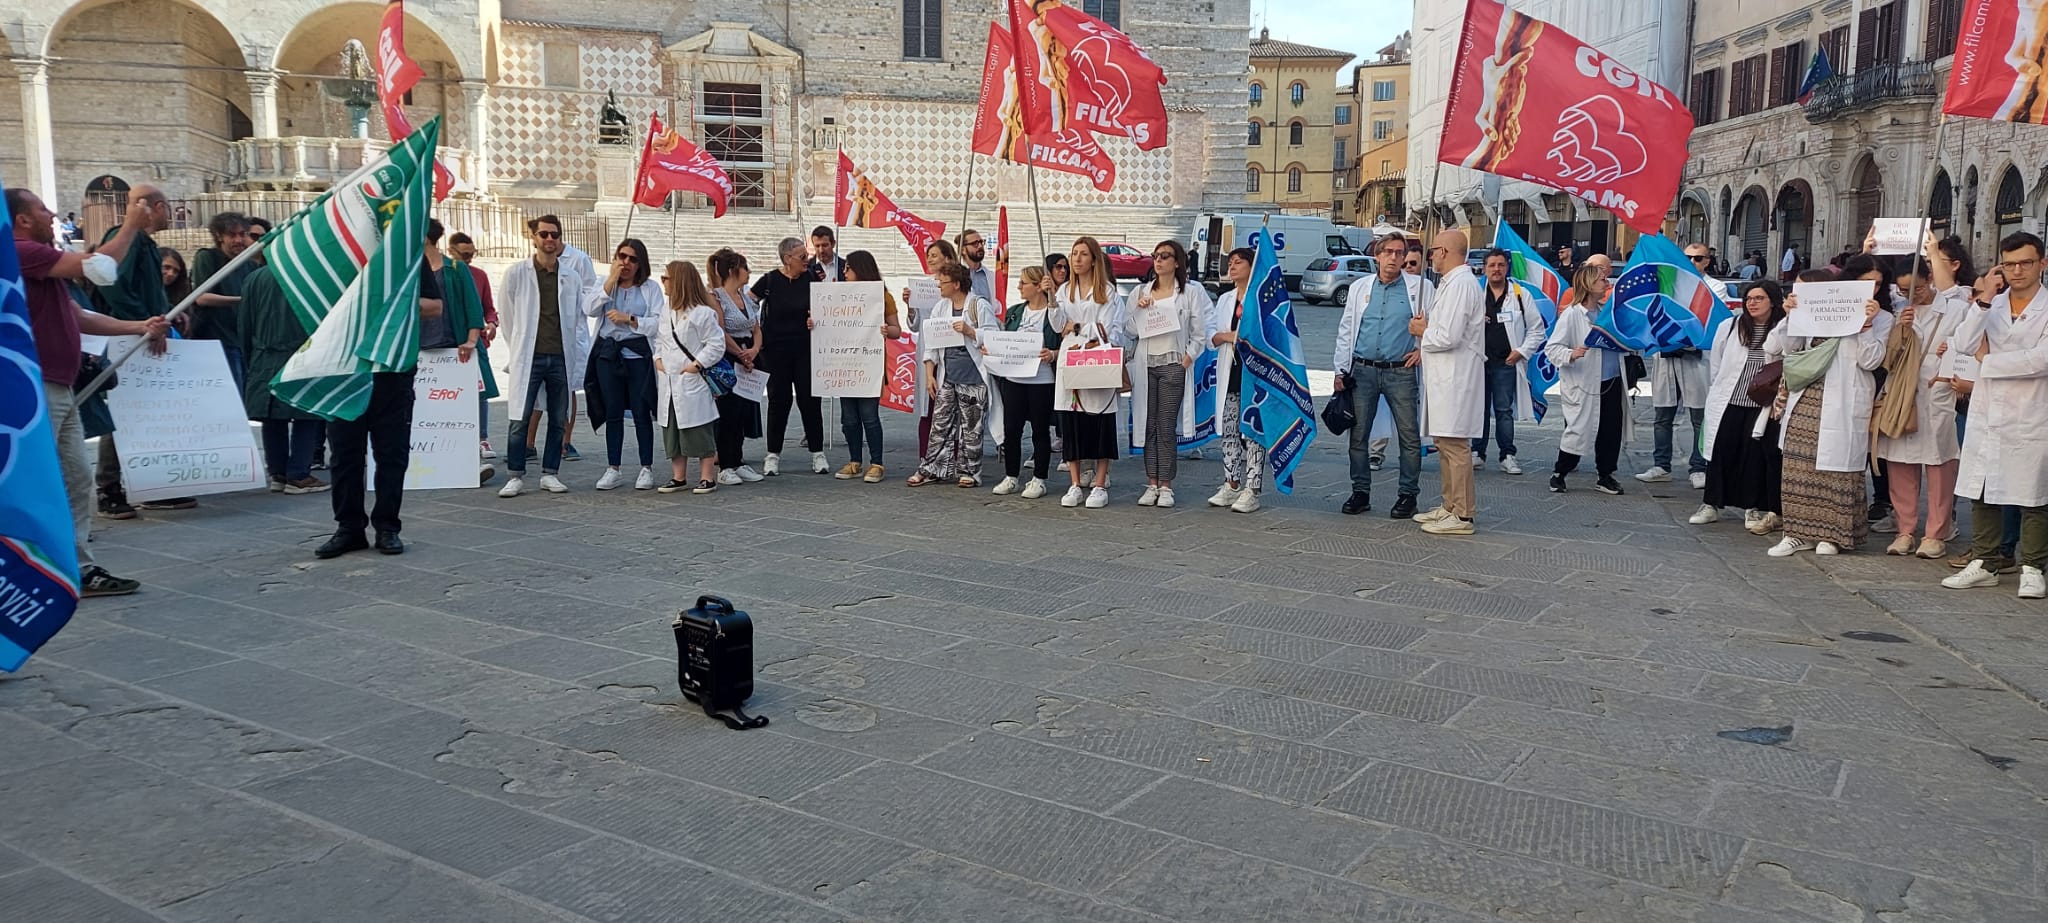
[1677,188,1711,248]
[1774,179,1815,269]
[1285,161,1305,195]
[1993,162,2026,240]
[1848,152,1884,244]
[1929,168,1954,239]
[1731,184,1770,263]
[273,3,468,142]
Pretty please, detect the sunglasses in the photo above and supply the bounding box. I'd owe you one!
[1153,252,1176,261]
[1689,255,1710,262]
[534,230,561,239]
[615,254,638,263]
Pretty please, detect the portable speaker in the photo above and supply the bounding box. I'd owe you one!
[673,595,768,730]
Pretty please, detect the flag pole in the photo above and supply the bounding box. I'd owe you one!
[960,153,978,237]
[1904,115,1949,296]
[622,202,638,242]
[77,151,396,401]
[1026,161,1048,260]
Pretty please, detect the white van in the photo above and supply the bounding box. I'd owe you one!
[1190,213,1367,290]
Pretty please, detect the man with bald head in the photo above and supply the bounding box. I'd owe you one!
[1414,229,1488,534]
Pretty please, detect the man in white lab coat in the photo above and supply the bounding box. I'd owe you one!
[496,215,592,497]
[1944,231,2048,599]
[1414,229,1487,535]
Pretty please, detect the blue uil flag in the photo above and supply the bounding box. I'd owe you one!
[0,179,82,671]
[1234,227,1316,494]
[1490,223,1562,421]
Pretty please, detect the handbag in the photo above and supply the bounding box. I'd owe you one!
[671,326,738,397]
[1745,360,1783,406]
[1321,377,1356,435]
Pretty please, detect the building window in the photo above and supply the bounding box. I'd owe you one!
[1287,166,1303,193]
[702,83,764,119]
[1768,41,1805,107]
[1728,54,1767,117]
[1372,79,1396,101]
[1333,137,1347,166]
[1290,82,1306,105]
[1334,173,1348,192]
[542,41,580,89]
[1371,119,1392,141]
[1246,167,1261,193]
[1380,159,1392,176]
[903,0,942,60]
[1818,26,1850,73]
[1926,0,1964,59]
[1688,68,1723,125]
[1248,120,1261,145]
[1288,120,1304,145]
[1249,82,1264,105]
[1080,0,1120,28]
[1335,104,1352,125]
[1857,0,1906,70]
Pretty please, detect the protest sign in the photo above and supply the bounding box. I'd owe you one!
[920,315,966,349]
[1055,346,1125,391]
[1870,218,1930,256]
[734,367,770,403]
[980,330,1043,378]
[1129,298,1182,340]
[906,277,941,324]
[103,338,264,501]
[882,335,918,413]
[810,282,886,397]
[391,349,481,490]
[1788,281,1876,337]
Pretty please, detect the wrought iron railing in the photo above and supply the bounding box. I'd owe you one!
[1803,60,1939,122]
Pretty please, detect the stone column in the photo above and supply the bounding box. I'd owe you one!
[244,68,281,137]
[12,56,58,209]
[461,80,490,196]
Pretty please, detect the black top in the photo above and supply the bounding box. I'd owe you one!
[1482,284,1512,364]
[750,269,814,345]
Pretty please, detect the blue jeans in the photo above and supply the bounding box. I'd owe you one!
[261,418,325,482]
[1473,362,1519,460]
[840,397,883,465]
[1652,405,1707,473]
[507,353,568,475]
[1346,362,1421,498]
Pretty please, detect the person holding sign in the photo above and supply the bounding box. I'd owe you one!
[1766,263,1893,557]
[1206,247,1267,514]
[988,265,1062,498]
[652,261,727,495]
[908,263,994,487]
[1944,232,2048,600]
[1874,239,1971,559]
[1055,237,1125,509]
[833,251,902,484]
[1546,264,1629,496]
[1693,280,1787,534]
[708,248,765,486]
[752,237,827,476]
[1124,241,1212,508]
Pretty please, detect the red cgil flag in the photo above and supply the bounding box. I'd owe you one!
[1942,0,2048,122]
[1007,0,1169,151]
[973,21,1118,191]
[834,152,948,271]
[994,205,1010,306]
[634,114,734,216]
[375,1,454,200]
[1437,0,1694,235]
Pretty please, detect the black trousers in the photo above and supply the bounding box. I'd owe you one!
[1554,376,1627,477]
[760,342,822,454]
[998,378,1055,479]
[592,352,656,467]
[329,371,416,535]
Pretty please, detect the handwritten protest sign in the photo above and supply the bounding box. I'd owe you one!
[103,338,264,500]
[980,330,1043,378]
[391,349,480,490]
[905,277,941,325]
[1789,281,1876,338]
[1055,346,1125,391]
[1130,298,1182,340]
[920,315,965,349]
[810,282,886,397]
[733,367,769,403]
[1870,218,1930,256]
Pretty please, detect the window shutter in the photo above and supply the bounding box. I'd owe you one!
[1768,47,1788,107]
[1856,8,1879,70]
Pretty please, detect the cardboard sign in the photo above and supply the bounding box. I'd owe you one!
[1870,218,1930,256]
[1129,297,1183,340]
[102,338,265,501]
[1788,281,1876,338]
[810,282,887,397]
[980,330,1044,379]
[1055,346,1125,391]
[384,349,483,490]
[920,315,965,350]
[905,277,942,325]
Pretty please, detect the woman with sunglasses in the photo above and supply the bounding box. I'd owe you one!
[1692,280,1787,534]
[653,260,726,494]
[708,248,765,485]
[1054,237,1125,509]
[1124,240,1212,507]
[989,265,1061,498]
[583,238,662,490]
[751,237,827,476]
[1044,253,1071,290]
[835,250,902,483]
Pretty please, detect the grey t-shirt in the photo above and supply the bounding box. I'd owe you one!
[942,344,978,382]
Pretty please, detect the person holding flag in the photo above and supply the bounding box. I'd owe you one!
[1204,246,1268,513]
[1547,264,1631,496]
[1236,226,1318,498]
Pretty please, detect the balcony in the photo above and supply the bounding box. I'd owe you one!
[227,136,479,193]
[1802,60,1939,122]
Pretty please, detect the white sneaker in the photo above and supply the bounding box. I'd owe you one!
[1021,478,1047,499]
[498,476,525,498]
[1230,490,1262,513]
[763,453,781,476]
[1085,487,1109,509]
[595,468,624,490]
[2020,567,2047,600]
[992,476,1020,495]
[1689,472,1707,489]
[1414,506,1454,524]
[1752,512,1782,535]
[540,474,569,493]
[716,468,743,486]
[1768,537,1812,557]
[1209,485,1242,507]
[1420,516,1476,535]
[811,451,830,474]
[1943,560,2001,590]
[1060,485,1085,508]
[734,465,764,482]
[1635,466,1671,483]
[1816,542,1840,556]
[1743,509,1763,531]
[1499,455,1523,475]
[1470,453,1484,468]
[635,467,656,490]
[1156,488,1176,508]
[1137,485,1160,506]
[1689,504,1720,525]
[479,441,498,460]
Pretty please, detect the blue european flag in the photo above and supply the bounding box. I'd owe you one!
[0,181,82,672]
[1235,227,1316,494]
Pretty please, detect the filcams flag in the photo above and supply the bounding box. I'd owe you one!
[1490,222,1561,421]
[994,205,1010,305]
[0,181,81,671]
[1234,227,1316,494]
[634,114,734,216]
[1586,234,1731,354]
[1438,0,1694,234]
[1007,0,1169,150]
[269,119,438,420]
[375,1,454,200]
[1943,0,2048,121]
[1796,47,1835,104]
[834,152,948,272]
[972,21,1117,191]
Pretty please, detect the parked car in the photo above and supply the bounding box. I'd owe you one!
[1101,242,1152,279]
[1300,254,1378,306]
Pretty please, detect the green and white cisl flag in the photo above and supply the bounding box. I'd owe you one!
[269,118,439,420]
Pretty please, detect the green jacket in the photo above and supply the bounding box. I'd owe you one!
[95,225,167,321]
[236,265,319,420]
[188,246,254,343]
[440,258,499,399]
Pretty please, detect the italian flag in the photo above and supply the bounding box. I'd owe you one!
[269,119,438,420]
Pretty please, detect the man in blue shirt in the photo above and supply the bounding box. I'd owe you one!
[1333,235,1430,519]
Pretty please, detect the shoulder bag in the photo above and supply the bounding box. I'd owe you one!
[671,320,738,397]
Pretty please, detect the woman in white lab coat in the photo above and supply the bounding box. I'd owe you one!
[1875,237,1971,559]
[652,260,726,494]
[1694,280,1787,534]
[1545,264,1629,495]
[908,262,996,487]
[1124,240,1212,508]
[1767,263,1894,557]
[1054,237,1125,509]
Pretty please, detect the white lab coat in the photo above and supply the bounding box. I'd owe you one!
[1543,305,1617,457]
[1649,351,1710,410]
[1767,311,1893,472]
[1698,317,1773,462]
[1874,290,1969,465]
[1420,266,1487,439]
[1334,272,1433,371]
[564,244,600,340]
[654,305,726,430]
[1953,285,2048,507]
[1124,283,1214,445]
[499,257,592,419]
[921,295,996,388]
[1489,281,1549,422]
